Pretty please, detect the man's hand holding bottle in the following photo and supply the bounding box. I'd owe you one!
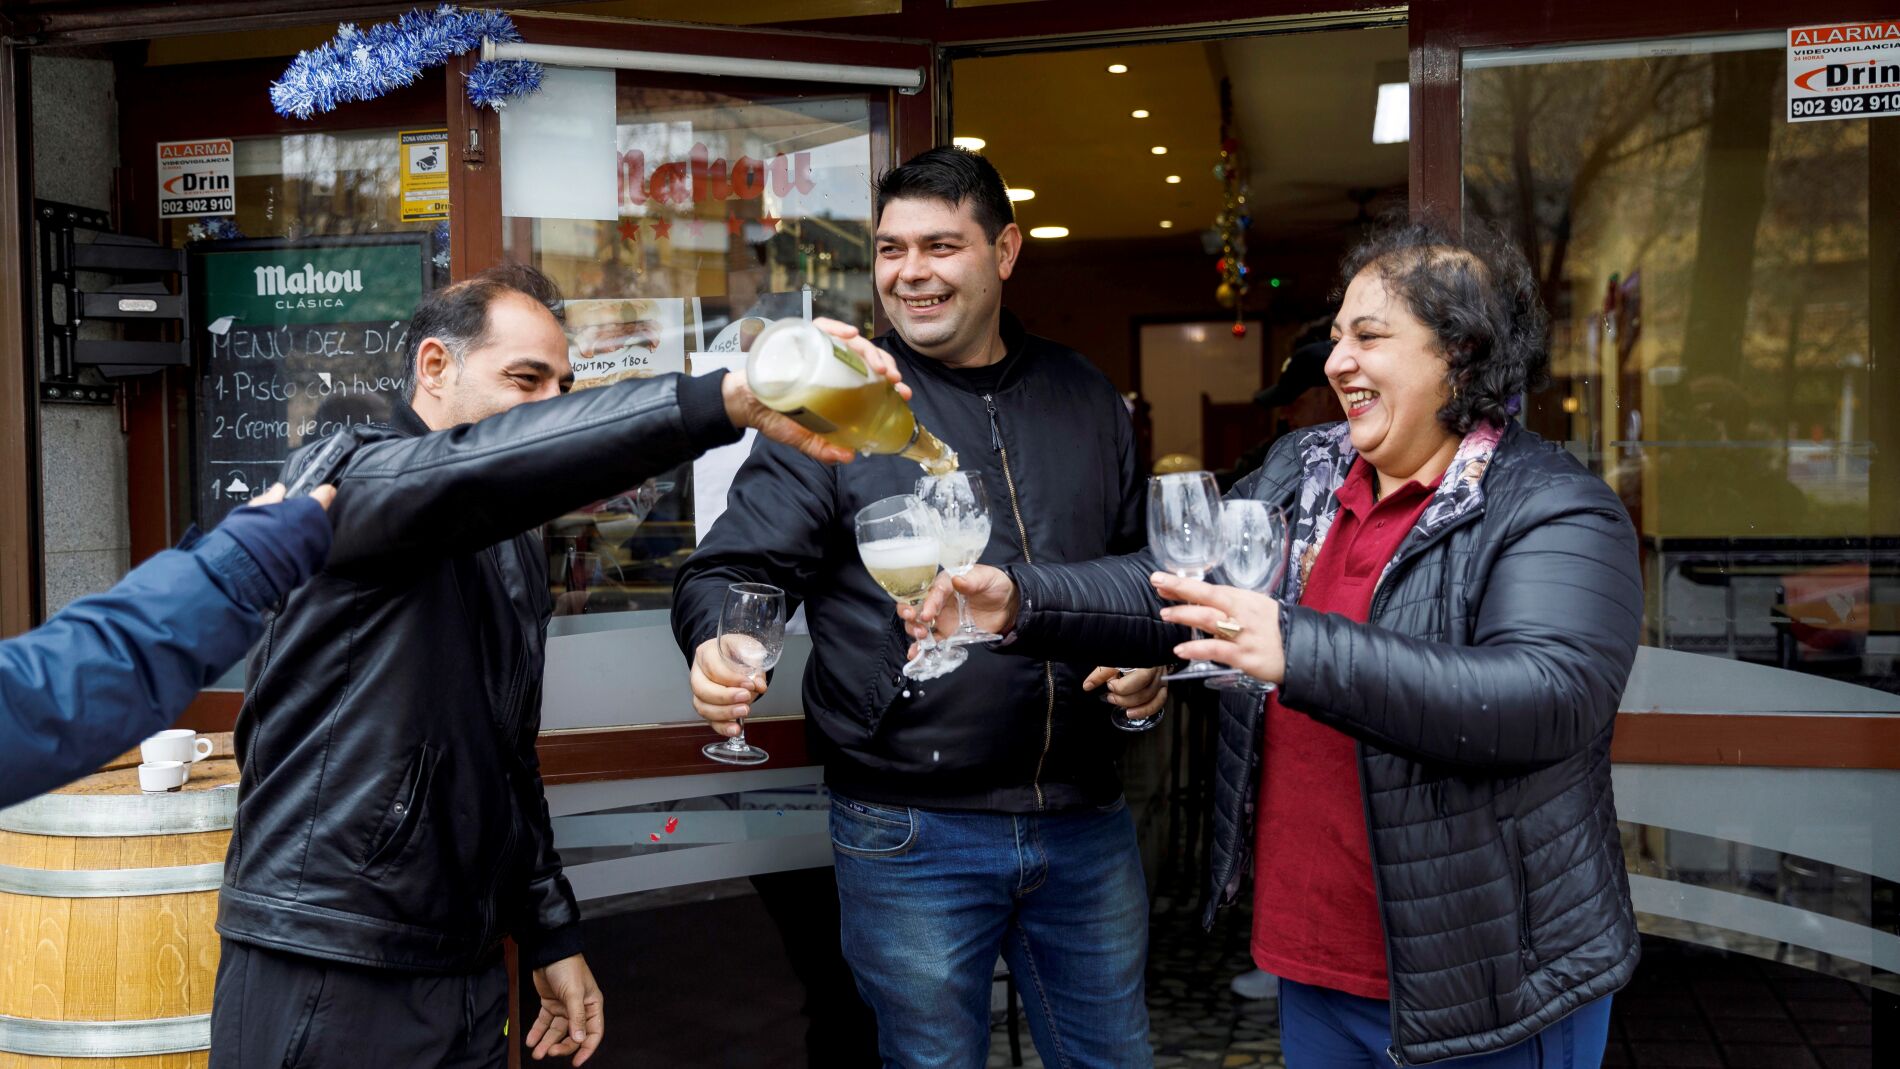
[721,317,910,465]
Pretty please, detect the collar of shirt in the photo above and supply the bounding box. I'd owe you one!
[1335,456,1442,519]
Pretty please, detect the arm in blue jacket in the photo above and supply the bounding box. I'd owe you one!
[0,496,331,807]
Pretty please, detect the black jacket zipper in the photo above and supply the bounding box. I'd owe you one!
[986,393,1056,810]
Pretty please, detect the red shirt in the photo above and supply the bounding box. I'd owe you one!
[1251,458,1441,1000]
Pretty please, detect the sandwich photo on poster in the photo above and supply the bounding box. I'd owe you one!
[564,297,688,388]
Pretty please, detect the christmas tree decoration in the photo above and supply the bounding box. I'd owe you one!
[270,5,543,120]
[1211,78,1251,339]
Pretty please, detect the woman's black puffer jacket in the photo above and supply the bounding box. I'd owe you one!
[1004,420,1643,1064]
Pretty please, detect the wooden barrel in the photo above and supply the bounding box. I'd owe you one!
[0,746,236,1068]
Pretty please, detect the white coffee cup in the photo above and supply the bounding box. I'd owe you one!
[138,761,188,793]
[142,729,213,766]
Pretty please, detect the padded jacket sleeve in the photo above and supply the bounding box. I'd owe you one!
[1279,480,1643,772]
[0,498,331,806]
[323,371,739,572]
[1003,454,1294,668]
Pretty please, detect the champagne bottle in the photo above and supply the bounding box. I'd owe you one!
[745,320,958,475]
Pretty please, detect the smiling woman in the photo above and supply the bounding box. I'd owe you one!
[1326,220,1546,496]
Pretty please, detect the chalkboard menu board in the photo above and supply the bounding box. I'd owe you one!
[190,235,431,528]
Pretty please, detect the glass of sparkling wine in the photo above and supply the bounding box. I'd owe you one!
[856,495,968,684]
[1206,500,1290,693]
[702,582,786,766]
[915,471,1003,647]
[1149,471,1242,685]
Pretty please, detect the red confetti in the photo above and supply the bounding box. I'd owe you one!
[648,833,661,842]
[664,817,679,835]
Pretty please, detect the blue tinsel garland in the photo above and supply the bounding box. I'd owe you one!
[271,4,544,119]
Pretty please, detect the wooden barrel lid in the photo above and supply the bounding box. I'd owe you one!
[0,736,239,838]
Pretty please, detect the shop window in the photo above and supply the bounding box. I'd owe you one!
[1463,33,1899,706]
[499,72,880,725]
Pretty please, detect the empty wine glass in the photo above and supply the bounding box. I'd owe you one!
[916,471,1003,647]
[1149,471,1242,685]
[1106,665,1165,733]
[856,495,967,686]
[702,582,785,766]
[1207,501,1290,693]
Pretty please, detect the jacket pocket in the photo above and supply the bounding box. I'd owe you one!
[1500,818,1538,971]
[360,743,438,878]
[829,794,917,858]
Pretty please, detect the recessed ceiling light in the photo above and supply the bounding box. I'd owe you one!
[1028,226,1070,239]
[1150,146,1168,155]
[1131,109,1150,119]
[952,136,987,151]
[1165,175,1181,184]
[1159,220,1174,229]
[1005,188,1036,202]
[1107,64,1129,74]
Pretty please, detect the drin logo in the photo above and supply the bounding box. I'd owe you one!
[1795,60,1900,91]
[254,263,365,310]
[162,171,232,194]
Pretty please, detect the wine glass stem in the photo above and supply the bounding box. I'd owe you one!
[727,671,756,750]
[955,588,977,634]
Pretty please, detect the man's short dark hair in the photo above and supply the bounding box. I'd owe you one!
[401,263,564,402]
[874,147,1015,243]
[1337,217,1549,434]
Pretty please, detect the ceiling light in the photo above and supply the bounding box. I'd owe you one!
[1150,146,1167,155]
[1372,82,1409,144]
[1131,109,1150,118]
[953,136,987,151]
[1165,175,1181,184]
[1005,188,1035,202]
[1028,226,1069,239]
[1107,64,1128,74]
[1159,220,1174,229]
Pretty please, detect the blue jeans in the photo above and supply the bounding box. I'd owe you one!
[1280,977,1612,1068]
[829,793,1152,1069]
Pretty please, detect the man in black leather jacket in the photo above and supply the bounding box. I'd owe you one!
[674,148,1164,1068]
[211,264,905,1069]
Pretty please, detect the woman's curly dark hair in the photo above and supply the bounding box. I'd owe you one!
[1336,218,1550,435]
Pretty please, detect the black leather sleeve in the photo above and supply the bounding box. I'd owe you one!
[324,372,739,572]
[672,435,838,662]
[509,733,585,970]
[1279,487,1642,772]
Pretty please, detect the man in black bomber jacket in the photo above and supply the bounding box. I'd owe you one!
[211,264,905,1069]
[673,148,1165,1068]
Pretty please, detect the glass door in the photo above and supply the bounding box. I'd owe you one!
[1418,4,1896,1061]
[451,15,932,743]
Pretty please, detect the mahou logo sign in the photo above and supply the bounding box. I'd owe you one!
[618,144,816,210]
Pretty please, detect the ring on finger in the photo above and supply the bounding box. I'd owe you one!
[1214,617,1245,641]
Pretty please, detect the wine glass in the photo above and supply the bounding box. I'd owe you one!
[1207,501,1290,693]
[856,495,968,686]
[1106,665,1165,733]
[915,472,1003,647]
[1149,471,1242,685]
[702,582,785,766]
